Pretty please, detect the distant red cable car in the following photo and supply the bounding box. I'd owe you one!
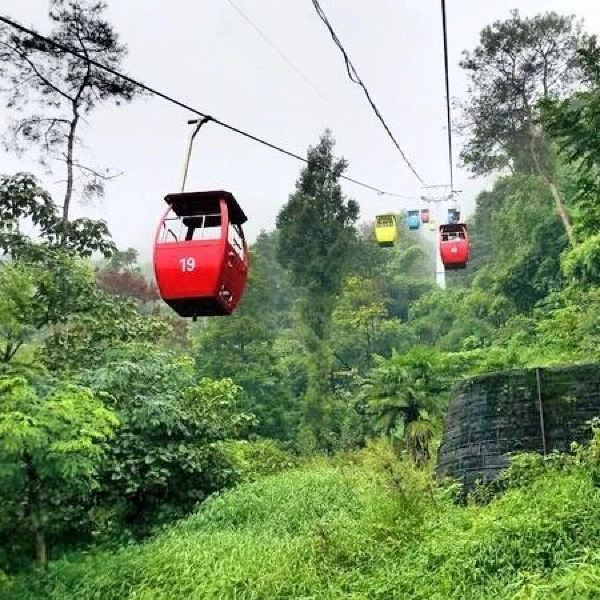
[439,223,469,269]
[153,190,249,318]
[421,208,430,223]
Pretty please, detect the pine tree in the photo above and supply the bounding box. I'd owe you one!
[277,131,359,449]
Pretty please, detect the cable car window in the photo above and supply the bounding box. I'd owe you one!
[185,213,221,241]
[159,210,221,243]
[160,209,184,243]
[441,229,465,242]
[228,223,245,259]
[377,216,394,227]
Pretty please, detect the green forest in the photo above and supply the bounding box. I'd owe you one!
[2,3,600,598]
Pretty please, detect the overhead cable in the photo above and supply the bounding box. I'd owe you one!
[226,0,336,109]
[440,0,454,193]
[0,14,409,198]
[310,0,425,185]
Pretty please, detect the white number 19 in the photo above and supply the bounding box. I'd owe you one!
[179,257,196,272]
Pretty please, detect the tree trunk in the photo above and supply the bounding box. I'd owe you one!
[62,111,80,224]
[528,124,576,246]
[31,505,47,569]
[2,339,23,363]
[546,178,575,245]
[25,457,47,569]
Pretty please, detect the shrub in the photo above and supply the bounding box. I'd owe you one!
[220,438,297,482]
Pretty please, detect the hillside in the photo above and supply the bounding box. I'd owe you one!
[7,441,600,600]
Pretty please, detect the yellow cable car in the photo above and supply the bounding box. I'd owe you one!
[375,214,398,247]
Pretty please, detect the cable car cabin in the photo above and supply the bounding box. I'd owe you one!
[154,191,248,317]
[439,223,469,269]
[375,214,398,247]
[420,208,430,223]
[407,210,421,230]
[448,208,461,225]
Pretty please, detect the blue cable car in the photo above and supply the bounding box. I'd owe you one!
[407,210,421,230]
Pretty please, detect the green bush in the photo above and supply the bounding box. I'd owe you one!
[219,438,297,482]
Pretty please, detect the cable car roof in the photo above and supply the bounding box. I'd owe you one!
[164,191,248,225]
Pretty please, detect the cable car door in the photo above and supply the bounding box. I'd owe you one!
[220,200,248,311]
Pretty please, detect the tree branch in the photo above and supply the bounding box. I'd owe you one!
[0,39,74,104]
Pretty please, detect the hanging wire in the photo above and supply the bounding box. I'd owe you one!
[226,0,336,110]
[440,0,454,194]
[310,0,426,186]
[0,14,413,199]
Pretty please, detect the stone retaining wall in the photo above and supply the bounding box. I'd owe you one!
[436,363,600,489]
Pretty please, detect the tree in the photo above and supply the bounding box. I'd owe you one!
[0,250,99,368]
[194,317,302,441]
[482,175,566,312]
[0,376,118,568]
[460,11,587,244]
[97,247,158,304]
[0,264,38,366]
[361,348,443,465]
[0,173,115,259]
[349,226,435,321]
[0,1,138,221]
[41,293,170,373]
[82,350,255,531]
[276,131,359,447]
[193,230,302,440]
[331,275,402,372]
[542,39,600,283]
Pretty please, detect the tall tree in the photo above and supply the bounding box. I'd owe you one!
[460,11,587,245]
[0,0,138,222]
[541,39,600,285]
[83,350,254,530]
[0,251,98,368]
[542,39,600,233]
[277,131,359,447]
[97,247,158,304]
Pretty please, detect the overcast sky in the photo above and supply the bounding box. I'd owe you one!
[2,1,600,259]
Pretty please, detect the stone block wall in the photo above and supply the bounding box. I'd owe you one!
[436,363,600,489]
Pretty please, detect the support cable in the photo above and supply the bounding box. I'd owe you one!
[226,0,336,110]
[440,0,454,194]
[310,0,425,185]
[0,14,411,198]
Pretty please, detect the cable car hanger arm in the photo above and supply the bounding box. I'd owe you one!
[181,117,211,193]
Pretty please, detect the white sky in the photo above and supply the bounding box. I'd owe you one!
[2,1,600,259]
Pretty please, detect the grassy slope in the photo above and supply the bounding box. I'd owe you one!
[8,448,600,599]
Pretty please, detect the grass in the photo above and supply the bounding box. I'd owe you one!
[6,442,600,599]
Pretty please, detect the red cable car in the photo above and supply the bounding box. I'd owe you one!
[153,190,249,317]
[421,208,430,223]
[439,223,469,269]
